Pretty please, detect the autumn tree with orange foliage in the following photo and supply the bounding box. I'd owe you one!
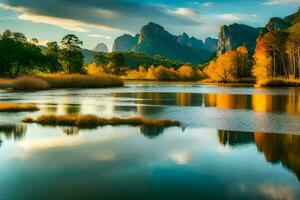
[205,46,249,82]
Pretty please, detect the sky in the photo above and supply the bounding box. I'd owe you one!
[0,0,299,51]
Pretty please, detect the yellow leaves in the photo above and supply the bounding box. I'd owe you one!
[204,47,249,82]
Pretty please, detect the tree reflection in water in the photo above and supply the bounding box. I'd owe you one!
[0,124,27,141]
[218,130,300,181]
[140,125,164,139]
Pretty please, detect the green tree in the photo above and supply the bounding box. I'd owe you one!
[60,34,84,73]
[0,38,45,77]
[108,53,125,75]
[45,41,62,72]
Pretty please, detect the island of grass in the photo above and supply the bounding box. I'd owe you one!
[0,103,39,112]
[23,114,180,129]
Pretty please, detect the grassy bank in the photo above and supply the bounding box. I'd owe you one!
[2,73,124,91]
[0,103,39,112]
[23,114,180,129]
[256,78,300,87]
[0,79,12,89]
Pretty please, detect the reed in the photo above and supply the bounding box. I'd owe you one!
[0,78,13,89]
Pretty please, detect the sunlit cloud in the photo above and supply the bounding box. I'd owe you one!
[88,34,112,40]
[219,14,241,22]
[18,13,89,32]
[263,0,300,5]
[169,150,193,165]
[259,183,296,200]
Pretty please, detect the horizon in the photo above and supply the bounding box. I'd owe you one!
[0,0,299,51]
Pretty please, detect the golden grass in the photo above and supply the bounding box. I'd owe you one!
[23,114,180,129]
[11,73,124,90]
[257,78,300,87]
[0,78,13,89]
[12,76,50,90]
[39,73,124,89]
[0,103,39,112]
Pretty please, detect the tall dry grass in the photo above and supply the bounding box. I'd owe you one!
[12,76,50,90]
[23,114,180,129]
[0,78,13,89]
[0,103,39,112]
[256,78,300,87]
[11,73,124,90]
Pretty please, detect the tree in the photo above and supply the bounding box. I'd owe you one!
[31,38,39,44]
[108,53,125,75]
[0,38,46,77]
[45,41,62,72]
[60,34,84,73]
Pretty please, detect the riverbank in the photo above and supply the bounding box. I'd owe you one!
[0,73,124,90]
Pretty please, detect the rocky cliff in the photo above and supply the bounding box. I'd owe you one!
[217,23,261,56]
[112,34,139,52]
[112,22,217,63]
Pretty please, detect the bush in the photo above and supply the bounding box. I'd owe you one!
[178,65,200,81]
[12,76,50,90]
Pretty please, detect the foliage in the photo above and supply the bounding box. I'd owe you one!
[253,25,300,82]
[59,34,84,73]
[0,37,47,77]
[95,52,185,70]
[204,46,250,82]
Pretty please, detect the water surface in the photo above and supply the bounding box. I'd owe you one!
[0,84,299,200]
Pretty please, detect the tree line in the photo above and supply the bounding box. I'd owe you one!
[0,29,85,77]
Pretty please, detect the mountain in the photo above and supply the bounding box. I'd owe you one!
[93,43,108,53]
[217,23,261,56]
[284,7,300,24]
[265,17,290,31]
[113,34,139,52]
[113,22,217,64]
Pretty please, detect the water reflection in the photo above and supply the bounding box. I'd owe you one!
[36,92,300,118]
[140,125,164,139]
[0,124,27,141]
[218,130,300,180]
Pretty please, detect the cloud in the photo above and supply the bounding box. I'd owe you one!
[203,2,214,8]
[0,0,204,34]
[217,13,259,23]
[18,13,89,32]
[88,34,111,40]
[219,14,241,22]
[263,0,300,5]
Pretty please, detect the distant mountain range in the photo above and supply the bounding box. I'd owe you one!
[112,22,218,64]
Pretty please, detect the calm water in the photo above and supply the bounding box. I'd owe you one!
[0,83,300,200]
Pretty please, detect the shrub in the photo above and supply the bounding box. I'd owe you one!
[178,65,200,81]
[12,76,50,90]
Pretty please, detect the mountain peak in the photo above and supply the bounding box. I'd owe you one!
[93,42,108,53]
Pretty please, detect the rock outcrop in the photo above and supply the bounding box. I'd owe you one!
[93,43,108,53]
[217,23,261,56]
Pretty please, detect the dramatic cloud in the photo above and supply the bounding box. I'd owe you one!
[263,0,300,5]
[0,0,204,33]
